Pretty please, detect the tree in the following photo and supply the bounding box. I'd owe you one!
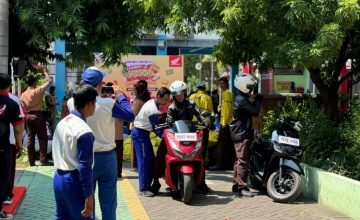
[11,0,152,67]
[0,0,9,73]
[132,0,360,123]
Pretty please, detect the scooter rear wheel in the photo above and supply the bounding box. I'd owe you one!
[180,173,194,204]
[267,168,302,203]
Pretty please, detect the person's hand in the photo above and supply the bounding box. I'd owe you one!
[217,105,221,113]
[221,124,228,128]
[112,85,123,97]
[254,94,264,102]
[16,146,23,158]
[202,120,211,129]
[81,195,93,218]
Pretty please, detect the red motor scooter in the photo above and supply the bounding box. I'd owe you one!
[156,119,205,204]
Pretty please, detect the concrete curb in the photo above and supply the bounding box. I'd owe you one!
[301,163,360,220]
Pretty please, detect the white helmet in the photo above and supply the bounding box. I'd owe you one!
[234,73,259,93]
[170,80,187,96]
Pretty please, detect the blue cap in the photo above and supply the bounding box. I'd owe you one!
[81,66,106,85]
[196,82,206,88]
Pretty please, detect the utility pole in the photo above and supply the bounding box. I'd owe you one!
[210,61,214,91]
[199,55,202,81]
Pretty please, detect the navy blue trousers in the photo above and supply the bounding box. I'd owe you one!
[53,170,92,220]
[132,128,155,191]
[93,150,117,220]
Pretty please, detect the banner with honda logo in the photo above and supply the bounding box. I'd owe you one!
[95,55,184,99]
[169,55,183,67]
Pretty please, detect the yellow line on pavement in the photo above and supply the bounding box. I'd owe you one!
[118,172,150,220]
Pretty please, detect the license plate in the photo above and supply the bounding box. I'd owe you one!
[279,136,300,146]
[175,133,197,141]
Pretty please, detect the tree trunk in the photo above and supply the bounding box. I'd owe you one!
[0,0,9,73]
[309,68,341,124]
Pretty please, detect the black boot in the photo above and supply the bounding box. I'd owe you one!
[197,181,211,195]
[232,183,239,193]
[151,179,161,194]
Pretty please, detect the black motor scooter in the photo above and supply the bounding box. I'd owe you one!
[249,104,303,203]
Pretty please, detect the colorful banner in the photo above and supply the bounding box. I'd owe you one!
[276,81,292,90]
[95,55,184,98]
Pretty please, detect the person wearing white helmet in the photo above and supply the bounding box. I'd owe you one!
[230,73,263,197]
[151,80,212,195]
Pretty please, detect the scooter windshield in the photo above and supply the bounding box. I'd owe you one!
[173,120,196,133]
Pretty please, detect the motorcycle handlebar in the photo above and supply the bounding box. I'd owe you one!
[155,123,169,130]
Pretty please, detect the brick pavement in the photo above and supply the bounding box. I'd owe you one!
[12,161,353,220]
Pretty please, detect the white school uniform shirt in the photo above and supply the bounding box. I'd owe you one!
[133,99,162,131]
[52,113,94,170]
[68,96,116,152]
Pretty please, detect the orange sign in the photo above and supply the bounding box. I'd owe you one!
[96,55,184,98]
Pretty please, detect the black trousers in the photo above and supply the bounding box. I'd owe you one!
[215,126,235,169]
[0,146,11,211]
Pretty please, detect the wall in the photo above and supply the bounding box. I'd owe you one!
[273,75,307,93]
[261,93,320,112]
[301,163,360,220]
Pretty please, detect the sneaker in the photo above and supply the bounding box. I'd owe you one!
[151,180,161,194]
[2,197,13,205]
[0,210,13,219]
[238,188,255,197]
[139,190,155,197]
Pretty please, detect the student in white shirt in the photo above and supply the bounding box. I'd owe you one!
[132,87,171,197]
[52,84,97,219]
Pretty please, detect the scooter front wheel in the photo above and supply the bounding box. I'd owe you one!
[267,168,302,203]
[180,173,194,204]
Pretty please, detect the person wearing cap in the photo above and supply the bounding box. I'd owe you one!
[189,81,213,163]
[188,81,214,193]
[67,66,135,220]
[209,77,234,171]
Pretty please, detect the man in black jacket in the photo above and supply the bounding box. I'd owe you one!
[151,80,211,194]
[230,74,262,197]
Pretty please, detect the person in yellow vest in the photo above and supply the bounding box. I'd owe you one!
[209,77,234,170]
[189,82,213,167]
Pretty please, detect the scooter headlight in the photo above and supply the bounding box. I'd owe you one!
[168,136,202,160]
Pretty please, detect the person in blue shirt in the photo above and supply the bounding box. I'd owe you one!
[132,87,171,197]
[67,67,135,220]
[52,84,98,219]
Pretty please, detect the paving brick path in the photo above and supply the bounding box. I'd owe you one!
[13,162,353,220]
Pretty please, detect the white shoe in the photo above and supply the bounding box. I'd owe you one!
[0,210,13,220]
[2,197,13,205]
